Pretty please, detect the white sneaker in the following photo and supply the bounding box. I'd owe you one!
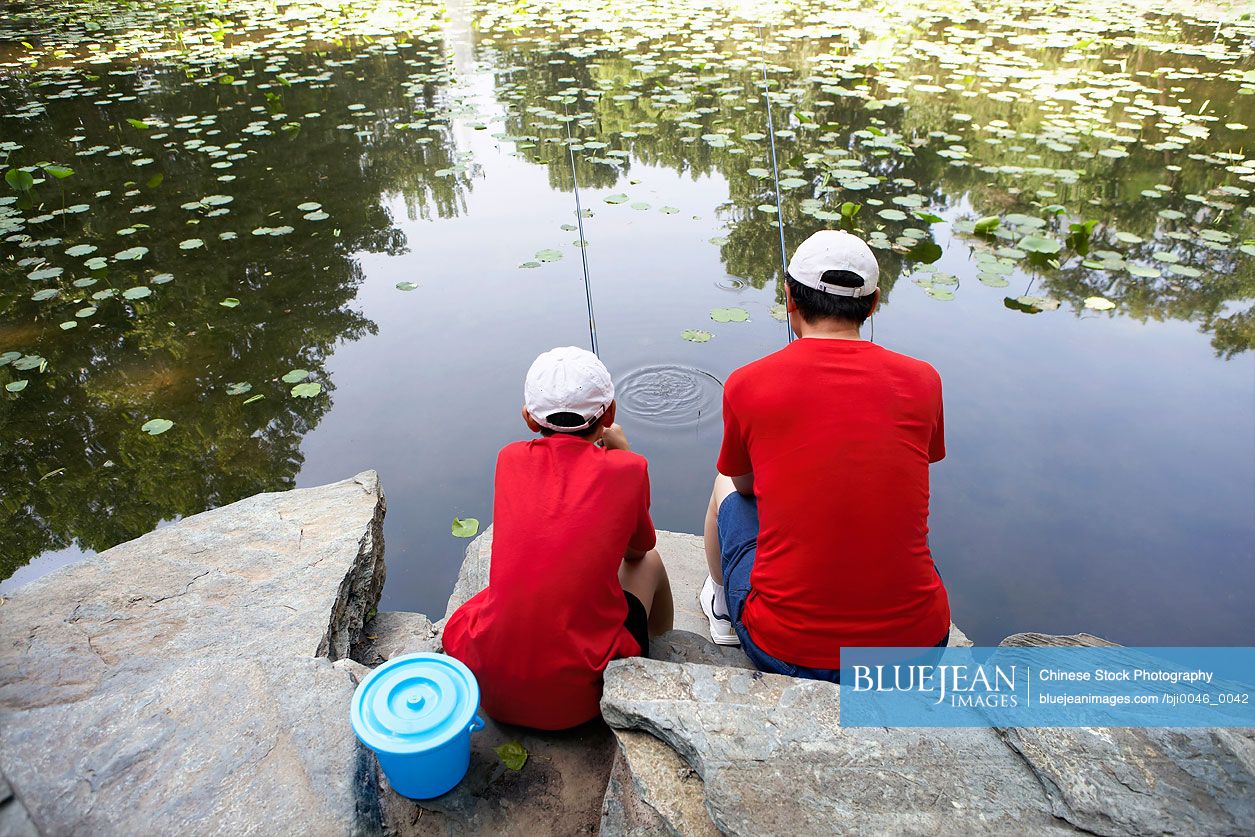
[700,576,740,646]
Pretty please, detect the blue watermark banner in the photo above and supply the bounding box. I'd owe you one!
[839,646,1255,727]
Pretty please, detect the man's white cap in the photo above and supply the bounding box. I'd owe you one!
[524,346,615,432]
[786,230,879,297]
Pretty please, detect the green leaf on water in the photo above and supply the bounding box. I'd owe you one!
[114,246,149,261]
[179,238,204,250]
[973,216,1000,234]
[5,380,28,392]
[242,394,265,405]
[220,297,240,307]
[28,266,62,281]
[1084,296,1116,311]
[290,382,322,398]
[59,321,77,330]
[5,169,34,192]
[914,212,944,224]
[31,288,59,302]
[495,740,528,771]
[535,249,563,262]
[659,206,680,214]
[127,118,149,130]
[396,281,419,291]
[604,193,629,204]
[122,286,152,300]
[1018,235,1062,255]
[281,369,310,384]
[42,164,73,179]
[66,244,97,257]
[682,329,713,342]
[452,517,480,538]
[226,382,252,395]
[297,202,322,211]
[710,307,750,323]
[141,418,173,435]
[12,355,44,371]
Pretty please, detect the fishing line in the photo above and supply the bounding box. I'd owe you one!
[759,26,794,344]
[563,103,600,357]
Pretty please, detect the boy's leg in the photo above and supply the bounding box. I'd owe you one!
[703,474,742,583]
[619,550,674,637]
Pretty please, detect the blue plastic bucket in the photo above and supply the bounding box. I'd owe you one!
[350,652,485,799]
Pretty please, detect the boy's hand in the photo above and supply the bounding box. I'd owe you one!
[601,423,630,451]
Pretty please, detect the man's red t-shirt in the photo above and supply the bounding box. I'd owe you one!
[717,338,949,669]
[442,435,655,730]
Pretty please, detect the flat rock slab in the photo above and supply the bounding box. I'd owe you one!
[0,472,388,836]
[601,657,1076,836]
[357,610,440,665]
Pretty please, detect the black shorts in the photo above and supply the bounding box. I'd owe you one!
[623,589,648,658]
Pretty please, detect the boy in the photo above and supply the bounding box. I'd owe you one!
[701,230,950,681]
[443,346,673,730]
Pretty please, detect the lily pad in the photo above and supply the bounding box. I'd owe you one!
[122,286,152,300]
[220,297,240,307]
[226,382,252,395]
[179,238,204,250]
[710,307,750,323]
[1084,296,1116,311]
[604,193,629,204]
[290,382,322,398]
[682,329,713,342]
[396,281,419,291]
[141,418,174,435]
[281,369,310,384]
[535,249,563,262]
[5,380,29,392]
[452,517,480,538]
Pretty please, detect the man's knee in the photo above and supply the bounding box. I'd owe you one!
[711,473,738,510]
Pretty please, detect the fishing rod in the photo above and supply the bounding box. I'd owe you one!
[759,27,794,344]
[563,103,600,357]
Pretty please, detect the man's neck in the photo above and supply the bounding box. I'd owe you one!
[791,315,864,341]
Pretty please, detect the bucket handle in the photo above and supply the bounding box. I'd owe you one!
[468,714,485,733]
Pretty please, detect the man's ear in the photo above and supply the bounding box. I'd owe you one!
[867,288,880,318]
[522,406,543,432]
[784,281,797,313]
[602,401,617,428]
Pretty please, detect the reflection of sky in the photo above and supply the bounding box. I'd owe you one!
[289,53,1255,645]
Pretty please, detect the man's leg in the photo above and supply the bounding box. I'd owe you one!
[619,550,674,637]
[703,474,741,584]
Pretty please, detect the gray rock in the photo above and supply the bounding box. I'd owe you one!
[443,527,493,620]
[650,630,753,670]
[1,656,381,836]
[1000,631,1119,648]
[601,657,1078,836]
[0,769,38,837]
[355,611,440,666]
[599,729,718,837]
[998,726,1255,836]
[0,472,388,836]
[994,632,1255,835]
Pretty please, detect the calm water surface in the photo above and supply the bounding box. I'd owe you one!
[1,0,1252,646]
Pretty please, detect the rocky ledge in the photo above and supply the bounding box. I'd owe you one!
[3,475,1252,836]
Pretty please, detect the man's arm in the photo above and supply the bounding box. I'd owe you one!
[731,472,754,496]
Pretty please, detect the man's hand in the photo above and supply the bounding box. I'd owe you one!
[601,423,630,451]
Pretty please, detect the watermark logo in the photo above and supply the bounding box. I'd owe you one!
[839,647,1254,727]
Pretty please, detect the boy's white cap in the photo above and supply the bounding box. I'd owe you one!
[786,230,879,297]
[524,346,615,431]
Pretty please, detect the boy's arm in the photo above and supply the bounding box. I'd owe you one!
[731,472,754,496]
[624,453,656,562]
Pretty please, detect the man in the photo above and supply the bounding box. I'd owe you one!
[701,230,950,681]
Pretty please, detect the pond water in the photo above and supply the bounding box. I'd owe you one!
[2,0,1253,646]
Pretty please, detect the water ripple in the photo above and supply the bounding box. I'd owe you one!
[615,364,724,427]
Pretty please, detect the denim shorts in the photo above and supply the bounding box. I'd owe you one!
[717,492,948,684]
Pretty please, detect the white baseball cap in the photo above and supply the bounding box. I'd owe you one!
[524,346,615,432]
[786,230,879,297]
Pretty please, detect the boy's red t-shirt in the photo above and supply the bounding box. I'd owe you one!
[442,435,655,730]
[717,338,949,669]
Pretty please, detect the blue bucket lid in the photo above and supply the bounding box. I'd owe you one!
[351,652,480,755]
